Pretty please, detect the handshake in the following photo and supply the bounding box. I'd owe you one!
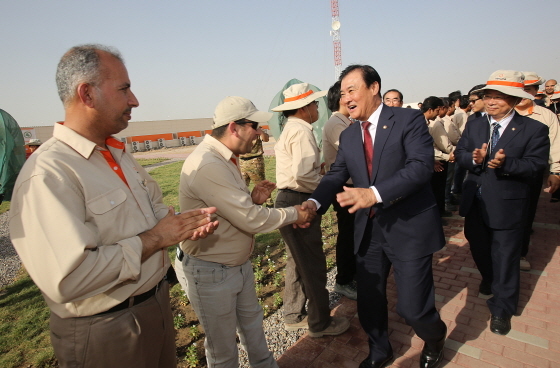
[292,200,318,229]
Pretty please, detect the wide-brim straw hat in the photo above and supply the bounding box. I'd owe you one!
[522,71,545,86]
[552,84,560,101]
[27,139,42,146]
[473,70,534,100]
[271,83,327,112]
[212,96,273,129]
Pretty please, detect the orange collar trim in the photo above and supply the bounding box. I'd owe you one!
[486,80,524,88]
[284,90,313,102]
[106,137,125,150]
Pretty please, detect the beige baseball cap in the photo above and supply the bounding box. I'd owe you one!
[212,96,273,129]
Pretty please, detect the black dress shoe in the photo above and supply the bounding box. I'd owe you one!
[490,315,511,335]
[359,354,393,368]
[479,280,492,296]
[420,334,446,368]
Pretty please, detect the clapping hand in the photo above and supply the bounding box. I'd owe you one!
[473,143,488,165]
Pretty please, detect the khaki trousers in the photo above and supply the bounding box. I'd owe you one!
[49,281,176,368]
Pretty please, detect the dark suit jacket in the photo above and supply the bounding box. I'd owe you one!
[455,113,549,229]
[312,105,445,261]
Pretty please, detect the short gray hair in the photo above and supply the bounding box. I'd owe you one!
[55,44,124,106]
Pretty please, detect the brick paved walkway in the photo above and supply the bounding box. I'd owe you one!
[276,194,560,368]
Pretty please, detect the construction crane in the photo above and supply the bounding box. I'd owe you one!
[330,0,342,80]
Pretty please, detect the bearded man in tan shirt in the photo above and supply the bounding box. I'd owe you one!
[175,96,314,368]
[9,44,218,368]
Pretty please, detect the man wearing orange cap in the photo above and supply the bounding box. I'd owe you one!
[455,70,549,336]
[514,72,560,271]
[273,83,351,338]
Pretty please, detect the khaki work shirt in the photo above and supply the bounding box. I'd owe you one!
[179,135,298,266]
[9,123,169,318]
[429,118,454,161]
[323,112,353,173]
[275,117,322,193]
[442,115,461,146]
[454,109,469,134]
[517,103,560,172]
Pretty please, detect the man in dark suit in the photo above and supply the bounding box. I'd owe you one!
[306,65,447,368]
[455,70,549,336]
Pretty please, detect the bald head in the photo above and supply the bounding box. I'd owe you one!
[545,79,557,95]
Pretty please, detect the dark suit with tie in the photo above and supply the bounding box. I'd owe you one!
[455,113,549,318]
[311,105,447,361]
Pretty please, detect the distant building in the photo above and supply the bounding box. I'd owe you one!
[21,117,269,152]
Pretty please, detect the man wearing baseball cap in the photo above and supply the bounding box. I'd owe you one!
[175,96,315,367]
[515,72,560,271]
[273,83,351,338]
[455,70,549,335]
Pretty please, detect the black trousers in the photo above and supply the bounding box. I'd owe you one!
[430,161,448,215]
[332,200,356,285]
[464,198,523,318]
[521,170,545,257]
[356,219,446,361]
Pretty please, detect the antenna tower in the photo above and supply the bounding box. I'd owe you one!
[330,0,342,79]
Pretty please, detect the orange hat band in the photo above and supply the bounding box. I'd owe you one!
[486,80,524,88]
[284,90,313,102]
[524,79,540,85]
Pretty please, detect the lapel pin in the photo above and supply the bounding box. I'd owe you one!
[383,125,387,129]
[512,128,516,131]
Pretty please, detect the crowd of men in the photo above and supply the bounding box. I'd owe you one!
[8,43,559,368]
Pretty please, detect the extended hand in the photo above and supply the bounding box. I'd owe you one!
[251,180,276,205]
[545,174,560,194]
[448,151,455,163]
[336,186,377,214]
[473,143,488,165]
[292,204,316,228]
[487,148,506,169]
[139,206,219,261]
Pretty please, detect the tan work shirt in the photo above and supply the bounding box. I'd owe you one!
[428,118,453,161]
[454,109,469,134]
[517,103,560,172]
[179,135,298,266]
[323,112,353,172]
[442,115,461,146]
[275,117,322,193]
[9,123,169,318]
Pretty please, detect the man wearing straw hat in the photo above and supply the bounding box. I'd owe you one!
[514,72,560,271]
[273,83,351,338]
[307,65,447,368]
[25,138,42,159]
[455,70,549,335]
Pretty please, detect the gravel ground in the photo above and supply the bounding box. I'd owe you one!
[0,211,20,289]
[238,267,343,367]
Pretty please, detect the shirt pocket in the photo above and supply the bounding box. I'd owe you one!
[87,188,128,214]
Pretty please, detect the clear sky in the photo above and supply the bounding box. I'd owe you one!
[2,0,559,127]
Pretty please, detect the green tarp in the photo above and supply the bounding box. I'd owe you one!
[0,109,25,202]
[267,79,331,157]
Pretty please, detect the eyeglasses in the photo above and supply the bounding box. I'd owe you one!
[235,120,259,130]
[469,98,480,104]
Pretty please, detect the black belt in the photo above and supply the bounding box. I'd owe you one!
[278,188,311,195]
[96,277,165,315]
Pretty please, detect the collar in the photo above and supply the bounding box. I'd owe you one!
[488,110,515,130]
[365,103,384,126]
[286,116,314,131]
[332,112,353,126]
[202,134,237,162]
[53,123,101,159]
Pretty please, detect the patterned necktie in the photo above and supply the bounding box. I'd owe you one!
[490,123,501,154]
[362,121,373,180]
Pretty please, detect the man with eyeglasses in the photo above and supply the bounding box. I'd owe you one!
[175,96,315,367]
[514,72,560,271]
[455,70,549,336]
[383,89,404,107]
[273,83,351,338]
